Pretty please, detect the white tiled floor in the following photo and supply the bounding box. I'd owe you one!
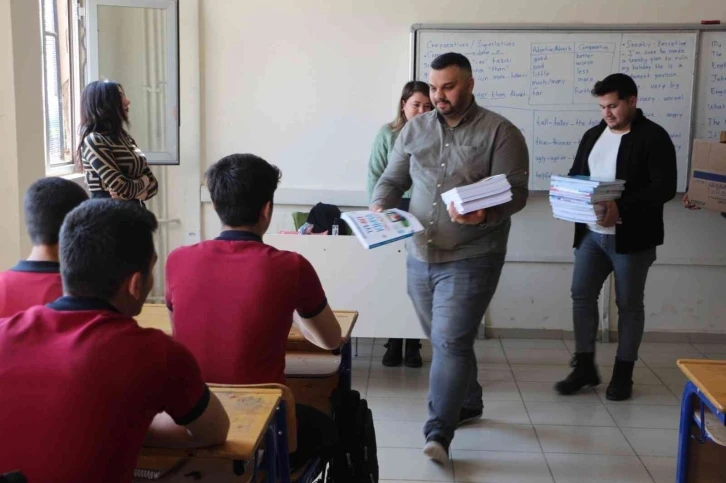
[348,337,721,483]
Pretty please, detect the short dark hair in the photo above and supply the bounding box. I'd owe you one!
[24,177,89,245]
[59,200,158,299]
[431,52,472,74]
[591,73,638,99]
[205,154,282,227]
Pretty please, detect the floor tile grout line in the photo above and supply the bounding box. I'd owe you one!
[378,444,670,458]
[530,426,557,483]
[690,341,708,357]
[503,340,558,483]
[363,339,686,481]
[609,404,659,483]
[604,399,678,479]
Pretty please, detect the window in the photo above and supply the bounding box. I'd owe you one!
[39,0,179,169]
[39,0,82,171]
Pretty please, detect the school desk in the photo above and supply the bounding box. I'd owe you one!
[676,359,726,482]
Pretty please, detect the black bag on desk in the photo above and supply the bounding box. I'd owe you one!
[307,203,350,235]
[326,388,378,483]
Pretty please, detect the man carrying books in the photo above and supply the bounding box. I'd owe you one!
[370,52,529,464]
[554,73,677,401]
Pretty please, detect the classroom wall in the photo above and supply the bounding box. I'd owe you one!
[194,0,725,335]
[0,0,723,335]
[0,0,20,270]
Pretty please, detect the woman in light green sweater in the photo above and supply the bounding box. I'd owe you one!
[367,80,432,368]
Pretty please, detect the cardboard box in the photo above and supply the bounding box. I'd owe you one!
[688,139,726,212]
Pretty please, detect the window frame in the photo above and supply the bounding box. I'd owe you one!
[86,0,179,165]
[40,0,79,174]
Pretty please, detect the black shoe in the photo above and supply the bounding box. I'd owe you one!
[554,352,601,395]
[404,339,423,368]
[382,338,403,367]
[606,358,634,401]
[458,406,483,426]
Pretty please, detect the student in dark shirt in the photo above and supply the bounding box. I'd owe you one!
[0,177,87,318]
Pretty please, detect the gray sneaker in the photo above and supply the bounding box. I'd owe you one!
[423,435,450,465]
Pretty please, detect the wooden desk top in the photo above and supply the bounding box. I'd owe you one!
[287,310,358,342]
[137,304,170,333]
[137,304,358,342]
[677,359,726,412]
[142,387,281,461]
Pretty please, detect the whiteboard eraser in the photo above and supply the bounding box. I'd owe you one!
[701,20,721,24]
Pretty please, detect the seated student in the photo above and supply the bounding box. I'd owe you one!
[0,200,230,483]
[165,153,342,469]
[0,177,88,318]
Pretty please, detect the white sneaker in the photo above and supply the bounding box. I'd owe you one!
[423,439,450,465]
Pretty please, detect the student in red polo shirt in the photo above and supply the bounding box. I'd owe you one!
[0,200,230,483]
[166,153,342,469]
[0,177,88,318]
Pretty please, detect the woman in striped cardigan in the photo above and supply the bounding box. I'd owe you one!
[75,80,158,203]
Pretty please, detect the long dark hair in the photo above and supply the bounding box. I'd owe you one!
[389,81,430,132]
[74,80,129,172]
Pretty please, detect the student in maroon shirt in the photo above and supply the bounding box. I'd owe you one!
[166,153,342,469]
[0,200,230,483]
[0,177,88,318]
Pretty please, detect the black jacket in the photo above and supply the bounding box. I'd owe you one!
[568,109,677,254]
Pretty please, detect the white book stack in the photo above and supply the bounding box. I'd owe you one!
[441,174,512,215]
[549,175,625,223]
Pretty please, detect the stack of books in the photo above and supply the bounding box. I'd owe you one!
[441,174,512,215]
[549,175,625,223]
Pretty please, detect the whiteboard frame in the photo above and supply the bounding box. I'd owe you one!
[410,23,726,191]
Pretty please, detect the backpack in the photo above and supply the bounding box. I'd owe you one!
[325,388,378,483]
[306,203,350,235]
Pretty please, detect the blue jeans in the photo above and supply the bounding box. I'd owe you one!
[407,255,505,445]
[572,230,656,361]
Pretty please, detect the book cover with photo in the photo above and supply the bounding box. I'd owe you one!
[341,209,424,250]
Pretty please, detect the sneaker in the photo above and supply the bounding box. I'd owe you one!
[423,435,450,465]
[381,338,403,367]
[458,406,483,426]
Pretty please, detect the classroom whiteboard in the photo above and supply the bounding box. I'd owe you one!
[695,31,726,142]
[413,26,723,191]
